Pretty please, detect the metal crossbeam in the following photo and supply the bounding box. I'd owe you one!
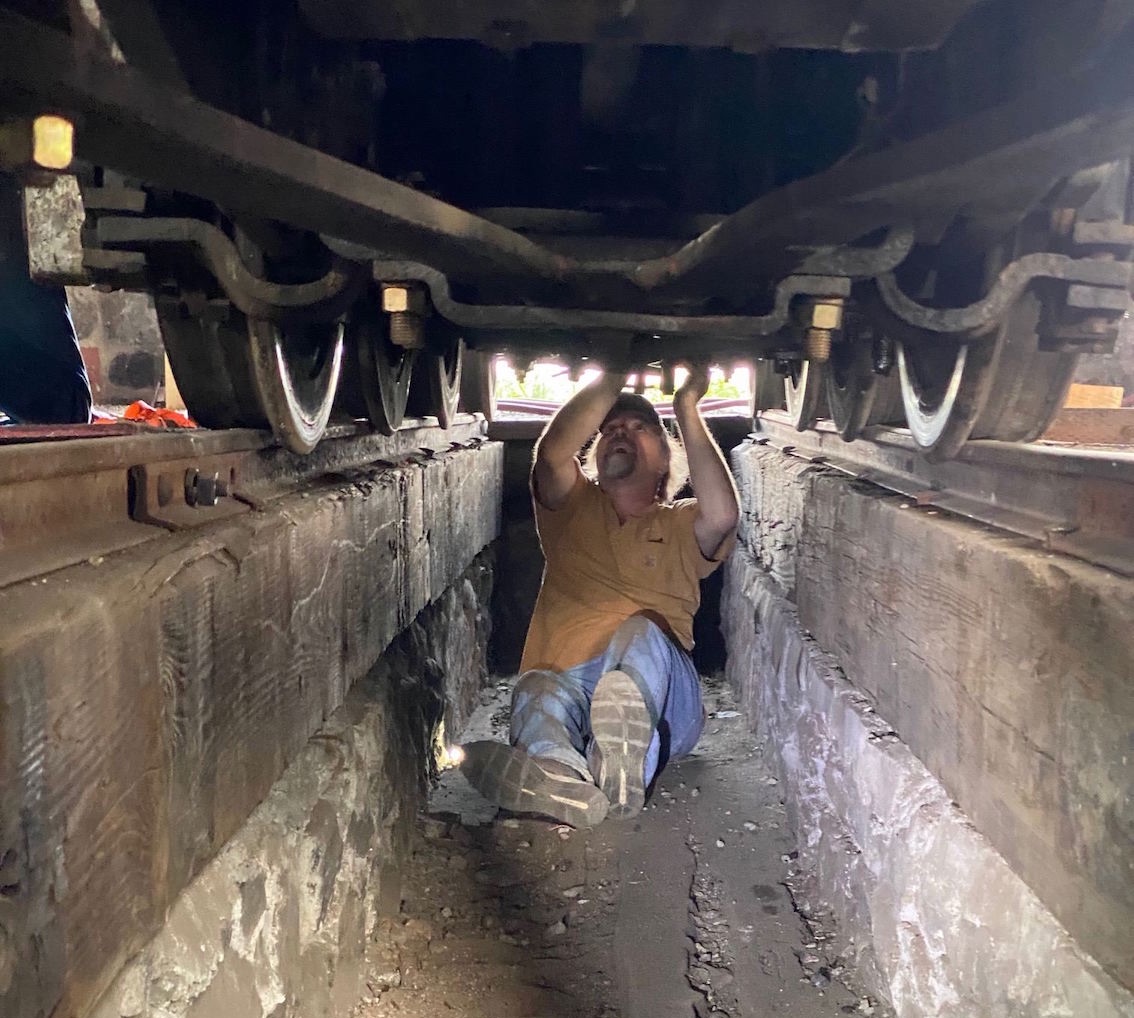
[6,10,1134,312]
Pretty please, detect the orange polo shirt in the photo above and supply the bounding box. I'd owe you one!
[520,475,734,673]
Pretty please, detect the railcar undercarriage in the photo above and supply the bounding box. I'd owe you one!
[2,1,1134,455]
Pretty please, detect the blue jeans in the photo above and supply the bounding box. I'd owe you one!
[0,178,91,425]
[510,615,704,787]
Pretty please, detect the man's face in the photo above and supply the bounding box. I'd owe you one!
[596,412,668,488]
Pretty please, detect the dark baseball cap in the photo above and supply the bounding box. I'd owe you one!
[600,392,663,431]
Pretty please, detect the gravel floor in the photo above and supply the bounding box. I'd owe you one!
[355,675,890,1018]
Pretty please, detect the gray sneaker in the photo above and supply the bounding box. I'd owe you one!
[588,669,654,820]
[460,741,610,828]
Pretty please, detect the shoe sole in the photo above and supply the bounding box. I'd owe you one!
[460,742,609,828]
[590,670,652,820]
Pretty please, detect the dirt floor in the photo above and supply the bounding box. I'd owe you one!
[355,675,890,1018]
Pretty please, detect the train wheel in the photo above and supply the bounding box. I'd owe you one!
[896,330,997,460]
[896,290,1076,459]
[460,349,497,421]
[784,360,825,432]
[826,325,904,441]
[248,317,345,454]
[967,290,1078,442]
[339,303,416,435]
[157,297,266,429]
[750,360,786,415]
[409,328,463,428]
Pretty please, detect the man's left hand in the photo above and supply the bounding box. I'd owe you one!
[674,363,710,409]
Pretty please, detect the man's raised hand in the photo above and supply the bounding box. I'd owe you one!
[674,362,710,408]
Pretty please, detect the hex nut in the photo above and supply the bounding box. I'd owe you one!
[809,301,844,330]
[0,115,73,173]
[382,284,427,315]
[382,286,410,313]
[32,116,73,170]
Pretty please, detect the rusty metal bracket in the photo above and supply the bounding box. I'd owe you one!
[322,241,852,339]
[794,225,915,277]
[96,215,369,322]
[129,453,250,530]
[875,252,1132,336]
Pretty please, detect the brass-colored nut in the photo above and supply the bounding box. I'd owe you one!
[0,115,74,173]
[809,299,844,331]
[381,283,427,315]
[32,116,73,170]
[382,285,410,313]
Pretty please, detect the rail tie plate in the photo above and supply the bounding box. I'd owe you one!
[0,415,487,589]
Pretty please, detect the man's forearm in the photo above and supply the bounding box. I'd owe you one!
[674,403,739,532]
[537,372,626,465]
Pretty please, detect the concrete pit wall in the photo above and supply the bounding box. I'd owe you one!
[722,441,1134,1017]
[0,440,502,1018]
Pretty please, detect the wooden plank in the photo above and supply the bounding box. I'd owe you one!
[1042,407,1134,445]
[1063,382,1124,408]
[0,443,502,1018]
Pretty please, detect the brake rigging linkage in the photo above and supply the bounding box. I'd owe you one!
[875,252,1133,337]
[83,210,1133,354]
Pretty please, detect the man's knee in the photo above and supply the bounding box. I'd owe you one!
[513,669,563,700]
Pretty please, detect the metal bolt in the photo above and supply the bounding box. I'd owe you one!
[184,467,199,507]
[381,285,410,313]
[381,283,428,348]
[388,311,424,348]
[0,115,74,174]
[661,362,676,394]
[809,299,844,331]
[196,473,219,507]
[184,467,220,507]
[805,327,832,363]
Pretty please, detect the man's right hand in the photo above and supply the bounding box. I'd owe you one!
[532,371,626,509]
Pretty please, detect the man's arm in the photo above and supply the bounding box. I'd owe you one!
[533,371,627,509]
[672,365,740,558]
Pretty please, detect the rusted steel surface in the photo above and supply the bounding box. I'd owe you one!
[755,412,1134,577]
[8,11,1134,312]
[96,216,370,322]
[0,414,487,588]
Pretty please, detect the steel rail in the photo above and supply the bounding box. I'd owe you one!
[0,415,488,590]
[754,411,1134,578]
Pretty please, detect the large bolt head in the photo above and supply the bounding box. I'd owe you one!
[381,284,427,314]
[0,114,74,174]
[810,301,844,330]
[382,285,410,313]
[32,116,73,170]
